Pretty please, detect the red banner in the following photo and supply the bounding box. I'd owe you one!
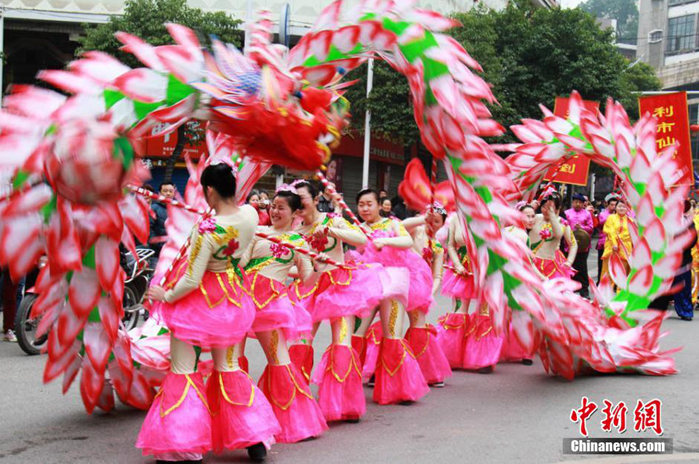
[543,97,599,186]
[638,91,694,186]
[144,122,207,159]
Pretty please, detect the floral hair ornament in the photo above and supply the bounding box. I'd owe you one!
[537,184,559,202]
[430,202,447,216]
[275,183,299,195]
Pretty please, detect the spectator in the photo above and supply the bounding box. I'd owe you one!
[564,193,594,298]
[317,182,339,213]
[0,268,19,341]
[247,190,270,225]
[596,197,618,284]
[258,190,271,224]
[149,182,175,260]
[380,197,393,217]
[651,200,697,321]
[391,195,408,220]
[378,189,389,200]
[600,200,633,285]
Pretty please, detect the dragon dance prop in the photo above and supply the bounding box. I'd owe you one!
[0,0,684,414]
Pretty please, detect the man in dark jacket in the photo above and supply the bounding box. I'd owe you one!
[149,182,175,259]
[650,200,697,320]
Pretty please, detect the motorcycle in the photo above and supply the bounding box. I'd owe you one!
[15,247,155,355]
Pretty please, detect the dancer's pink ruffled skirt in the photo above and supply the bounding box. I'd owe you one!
[405,325,452,384]
[312,264,386,320]
[153,263,254,348]
[533,251,575,279]
[345,250,410,307]
[374,338,430,404]
[441,267,476,300]
[248,272,312,341]
[258,364,328,443]
[206,370,280,452]
[355,244,432,312]
[136,372,211,457]
[311,344,366,421]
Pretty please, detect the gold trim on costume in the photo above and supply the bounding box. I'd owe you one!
[218,371,255,407]
[388,300,399,336]
[326,346,362,382]
[158,374,211,417]
[270,331,280,365]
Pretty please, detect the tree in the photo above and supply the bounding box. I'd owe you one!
[344,3,661,148]
[579,0,639,45]
[78,0,242,182]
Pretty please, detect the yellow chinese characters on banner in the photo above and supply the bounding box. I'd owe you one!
[639,92,694,186]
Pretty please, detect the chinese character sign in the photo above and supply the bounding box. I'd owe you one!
[543,97,599,186]
[570,397,664,437]
[639,92,694,186]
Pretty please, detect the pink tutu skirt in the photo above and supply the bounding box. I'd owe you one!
[313,264,385,320]
[355,243,431,312]
[533,251,575,279]
[207,370,280,452]
[248,272,312,341]
[153,262,255,349]
[289,280,320,319]
[258,364,328,443]
[405,325,452,384]
[441,267,476,300]
[311,344,366,421]
[136,372,211,457]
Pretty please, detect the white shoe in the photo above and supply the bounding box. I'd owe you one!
[4,330,17,342]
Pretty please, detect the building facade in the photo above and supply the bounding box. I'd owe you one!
[638,0,699,178]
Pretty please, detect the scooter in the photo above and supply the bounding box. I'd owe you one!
[15,247,155,355]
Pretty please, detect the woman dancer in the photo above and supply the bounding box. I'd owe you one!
[242,186,328,443]
[401,206,452,387]
[438,214,503,373]
[141,164,279,463]
[290,180,384,422]
[351,189,430,404]
[499,203,541,364]
[600,200,634,283]
[530,193,577,280]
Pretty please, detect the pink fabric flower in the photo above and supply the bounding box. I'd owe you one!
[198,217,217,234]
[422,246,433,262]
[305,232,329,252]
[270,242,286,259]
[539,226,553,241]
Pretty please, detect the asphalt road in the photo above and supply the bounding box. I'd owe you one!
[1,253,698,464]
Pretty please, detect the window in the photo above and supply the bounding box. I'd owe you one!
[649,29,663,43]
[669,0,691,6]
[667,15,696,53]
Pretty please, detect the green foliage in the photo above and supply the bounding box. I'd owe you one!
[579,0,639,45]
[345,3,660,146]
[78,0,242,67]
